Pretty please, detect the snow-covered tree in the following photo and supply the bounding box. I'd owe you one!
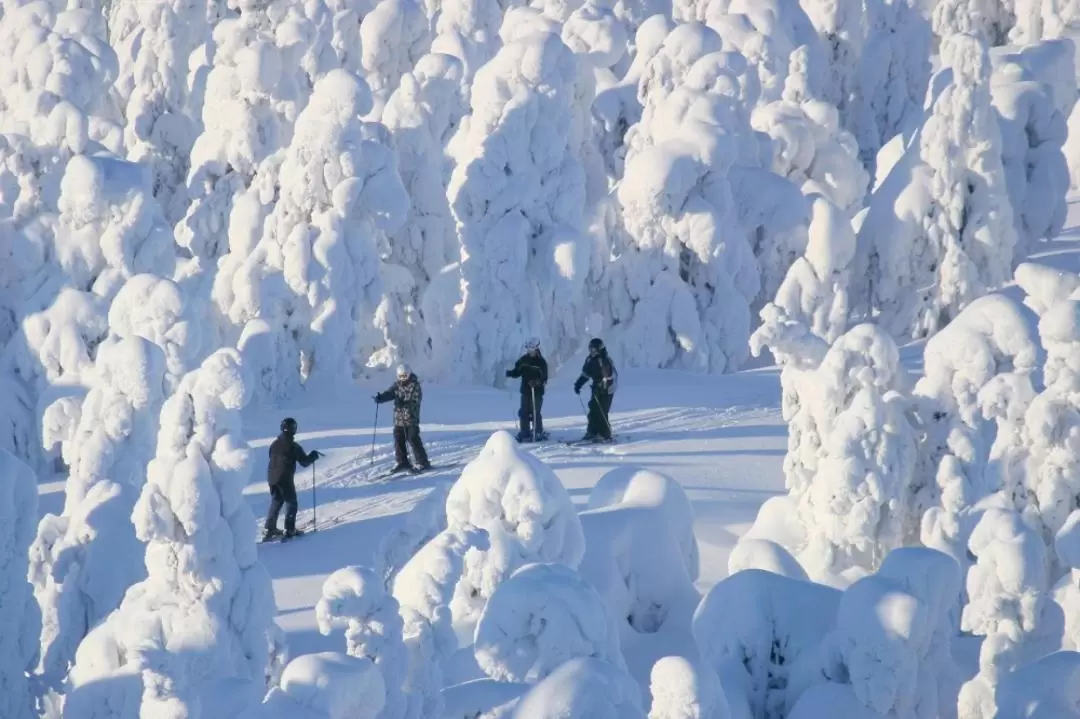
[360,0,431,119]
[107,0,226,222]
[473,562,624,684]
[445,30,595,382]
[382,53,467,368]
[759,195,858,347]
[750,100,869,215]
[251,652,386,719]
[914,295,1039,615]
[509,657,647,718]
[29,332,169,695]
[214,69,408,398]
[0,2,122,154]
[64,348,284,718]
[316,566,410,719]
[750,320,918,584]
[932,0,1015,45]
[853,33,1016,340]
[648,655,731,719]
[958,508,1064,718]
[990,42,1074,261]
[0,449,41,719]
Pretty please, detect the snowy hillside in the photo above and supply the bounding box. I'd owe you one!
[11,0,1080,715]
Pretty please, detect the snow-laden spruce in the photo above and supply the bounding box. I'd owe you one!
[316,566,410,719]
[648,655,731,719]
[853,33,1016,340]
[0,2,122,154]
[958,508,1065,718]
[250,652,385,719]
[441,431,586,639]
[107,0,225,223]
[445,30,595,382]
[473,562,624,684]
[29,334,167,694]
[64,349,283,718]
[360,0,431,119]
[751,318,918,584]
[382,53,467,369]
[751,100,869,216]
[509,657,647,718]
[174,3,307,262]
[215,69,408,398]
[0,449,41,719]
[914,294,1039,621]
[990,41,1075,261]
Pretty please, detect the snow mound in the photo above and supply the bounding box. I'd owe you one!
[728,538,809,581]
[648,655,732,719]
[474,562,624,684]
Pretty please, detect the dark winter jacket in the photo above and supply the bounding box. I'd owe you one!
[574,350,617,396]
[507,352,548,394]
[267,433,318,488]
[376,374,423,427]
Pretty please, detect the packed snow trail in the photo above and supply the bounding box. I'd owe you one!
[238,366,789,657]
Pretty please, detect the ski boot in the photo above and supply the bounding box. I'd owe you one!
[262,527,284,542]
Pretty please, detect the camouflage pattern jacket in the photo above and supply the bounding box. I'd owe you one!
[376,374,422,427]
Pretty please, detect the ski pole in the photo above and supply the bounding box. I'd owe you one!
[369,403,379,466]
[311,461,317,533]
[595,394,615,439]
[531,384,537,443]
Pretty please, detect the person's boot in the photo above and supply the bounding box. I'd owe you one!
[391,462,414,473]
[262,527,283,542]
[284,527,304,540]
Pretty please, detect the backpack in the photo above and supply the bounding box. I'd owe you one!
[600,354,618,394]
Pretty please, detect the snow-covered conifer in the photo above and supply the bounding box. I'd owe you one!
[446,31,594,381]
[0,3,122,154]
[64,348,283,717]
[0,449,41,719]
[854,33,1016,340]
[990,45,1073,261]
[253,652,386,719]
[214,69,408,397]
[931,0,1015,45]
[473,562,624,684]
[107,0,226,222]
[317,566,409,719]
[360,0,431,119]
[29,334,167,695]
[648,655,731,719]
[958,508,1064,717]
[750,100,869,215]
[509,657,647,718]
[382,53,466,367]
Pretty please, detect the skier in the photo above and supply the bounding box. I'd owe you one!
[506,337,548,442]
[265,417,323,541]
[573,338,617,442]
[375,364,431,473]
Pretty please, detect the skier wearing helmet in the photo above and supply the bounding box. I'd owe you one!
[573,338,617,442]
[265,417,323,541]
[506,337,548,442]
[375,364,431,473]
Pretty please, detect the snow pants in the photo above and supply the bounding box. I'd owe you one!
[518,388,544,438]
[266,480,298,533]
[587,391,614,440]
[394,424,429,467]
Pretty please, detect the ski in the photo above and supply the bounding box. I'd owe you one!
[515,433,551,444]
[382,462,461,479]
[259,531,305,544]
[559,435,626,447]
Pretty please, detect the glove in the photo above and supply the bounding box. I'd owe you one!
[311,450,323,460]
[574,384,581,395]
[505,370,513,378]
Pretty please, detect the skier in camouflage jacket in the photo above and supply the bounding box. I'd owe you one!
[375,364,431,472]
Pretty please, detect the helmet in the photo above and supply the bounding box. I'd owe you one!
[588,338,604,352]
[396,364,411,379]
[281,417,298,435]
[524,337,540,351]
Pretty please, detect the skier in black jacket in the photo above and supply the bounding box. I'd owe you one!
[573,338,617,441]
[375,364,431,473]
[506,338,548,442]
[265,417,322,540]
